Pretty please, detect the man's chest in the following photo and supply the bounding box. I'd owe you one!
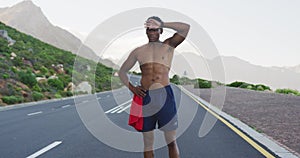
[136,46,174,65]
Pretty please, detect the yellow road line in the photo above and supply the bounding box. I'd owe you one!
[181,87,275,158]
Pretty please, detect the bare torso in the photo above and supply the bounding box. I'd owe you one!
[136,42,174,90]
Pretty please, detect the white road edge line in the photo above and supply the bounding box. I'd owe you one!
[27,111,43,116]
[26,141,62,158]
[62,105,71,108]
[105,99,132,113]
[116,103,131,113]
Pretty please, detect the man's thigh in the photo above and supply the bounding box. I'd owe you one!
[143,131,154,150]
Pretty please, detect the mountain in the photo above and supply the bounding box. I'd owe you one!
[287,64,300,73]
[0,0,118,68]
[173,52,300,91]
[271,64,300,74]
[171,52,210,78]
[0,21,120,105]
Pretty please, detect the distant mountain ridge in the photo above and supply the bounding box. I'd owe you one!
[271,65,300,74]
[172,52,300,91]
[288,65,300,73]
[0,0,118,68]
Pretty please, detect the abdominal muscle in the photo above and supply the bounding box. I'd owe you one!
[140,62,170,90]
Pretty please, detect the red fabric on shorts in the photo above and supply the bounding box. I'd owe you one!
[128,94,143,131]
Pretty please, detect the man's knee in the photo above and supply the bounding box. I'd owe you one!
[164,130,176,144]
[144,140,154,151]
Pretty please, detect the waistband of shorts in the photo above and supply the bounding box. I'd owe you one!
[146,85,172,94]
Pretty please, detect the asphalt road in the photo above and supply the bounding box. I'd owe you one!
[0,77,278,157]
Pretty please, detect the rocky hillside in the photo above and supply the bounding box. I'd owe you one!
[0,0,118,68]
[0,21,120,106]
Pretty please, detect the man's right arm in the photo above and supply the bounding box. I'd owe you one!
[119,50,137,90]
[118,49,146,97]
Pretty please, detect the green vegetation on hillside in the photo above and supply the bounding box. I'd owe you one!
[226,81,271,91]
[0,22,121,105]
[170,75,220,88]
[171,74,300,97]
[275,88,300,96]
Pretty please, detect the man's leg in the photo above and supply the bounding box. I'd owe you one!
[143,131,154,158]
[164,130,180,158]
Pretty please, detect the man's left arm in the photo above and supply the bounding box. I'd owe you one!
[145,19,190,48]
[163,22,190,48]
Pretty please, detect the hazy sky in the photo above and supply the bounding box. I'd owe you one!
[1,0,300,67]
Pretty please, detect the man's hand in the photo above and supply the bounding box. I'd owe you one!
[129,84,146,97]
[144,19,163,29]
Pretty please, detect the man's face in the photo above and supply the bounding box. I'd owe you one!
[146,28,160,42]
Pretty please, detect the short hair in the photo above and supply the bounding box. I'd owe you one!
[147,16,163,23]
[146,16,163,34]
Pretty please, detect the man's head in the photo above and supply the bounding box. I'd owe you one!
[146,16,163,42]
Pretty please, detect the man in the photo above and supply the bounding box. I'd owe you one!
[119,16,190,158]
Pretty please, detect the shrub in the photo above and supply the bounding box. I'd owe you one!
[227,81,271,91]
[6,83,17,96]
[2,96,23,105]
[255,84,271,91]
[170,75,180,85]
[0,62,9,70]
[240,83,254,89]
[246,85,253,90]
[227,81,245,88]
[57,74,71,88]
[194,79,212,88]
[54,93,62,98]
[65,91,73,97]
[11,67,18,73]
[32,84,42,92]
[49,69,55,75]
[256,85,264,91]
[35,73,44,77]
[17,70,37,87]
[59,91,73,97]
[199,80,212,88]
[38,82,49,92]
[12,56,23,67]
[2,73,9,79]
[40,66,48,74]
[275,89,300,96]
[32,91,44,101]
[15,87,22,92]
[48,78,64,91]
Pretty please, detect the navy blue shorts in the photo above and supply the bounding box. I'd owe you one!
[140,85,178,132]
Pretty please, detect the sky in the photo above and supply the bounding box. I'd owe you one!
[1,0,300,67]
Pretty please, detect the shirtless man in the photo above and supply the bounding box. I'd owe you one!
[118,16,190,158]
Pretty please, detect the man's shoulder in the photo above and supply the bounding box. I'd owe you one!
[129,45,144,58]
[138,43,148,49]
[132,44,148,53]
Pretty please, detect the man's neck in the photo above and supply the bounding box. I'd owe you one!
[148,40,162,43]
